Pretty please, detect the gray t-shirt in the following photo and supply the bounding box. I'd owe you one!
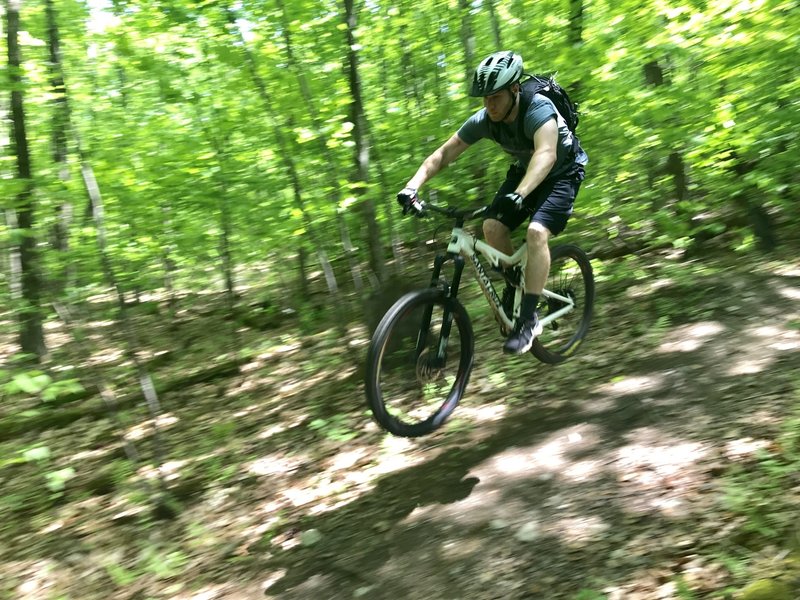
[456,94,588,179]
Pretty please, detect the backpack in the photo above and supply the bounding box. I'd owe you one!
[520,73,580,133]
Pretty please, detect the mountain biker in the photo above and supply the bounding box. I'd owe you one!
[397,50,588,355]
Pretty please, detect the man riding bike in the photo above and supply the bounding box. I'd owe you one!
[397,50,588,355]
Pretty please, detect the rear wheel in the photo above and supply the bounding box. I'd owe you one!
[531,244,594,364]
[365,288,474,437]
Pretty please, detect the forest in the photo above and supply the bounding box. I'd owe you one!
[1,0,799,598]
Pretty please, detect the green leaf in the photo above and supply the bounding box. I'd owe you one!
[12,372,52,394]
[41,379,85,402]
[45,468,76,492]
[23,447,51,462]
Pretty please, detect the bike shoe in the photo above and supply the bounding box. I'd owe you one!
[502,313,543,355]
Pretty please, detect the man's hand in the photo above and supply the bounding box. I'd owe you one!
[490,192,526,217]
[504,192,525,210]
[397,187,426,217]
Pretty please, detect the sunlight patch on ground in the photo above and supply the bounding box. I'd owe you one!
[69,446,117,462]
[88,319,116,328]
[457,402,508,423]
[752,324,800,351]
[275,369,335,399]
[273,439,427,521]
[248,453,303,476]
[136,459,187,482]
[728,358,771,375]
[14,560,62,599]
[483,425,603,481]
[368,436,426,476]
[594,374,665,396]
[727,320,800,375]
[327,448,369,472]
[549,514,610,546]
[257,423,287,439]
[617,441,706,477]
[256,342,301,361]
[233,402,269,418]
[725,437,771,460]
[562,459,604,483]
[406,484,504,528]
[172,586,222,600]
[124,413,179,440]
[613,433,708,516]
[43,320,71,351]
[625,277,675,298]
[87,347,125,367]
[440,537,483,560]
[406,425,605,528]
[657,321,725,353]
[777,285,800,301]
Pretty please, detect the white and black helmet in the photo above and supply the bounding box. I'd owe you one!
[469,51,523,97]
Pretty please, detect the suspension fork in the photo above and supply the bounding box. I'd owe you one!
[415,254,465,365]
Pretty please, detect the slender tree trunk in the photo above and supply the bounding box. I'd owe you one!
[272,0,368,291]
[160,201,178,321]
[458,0,476,91]
[297,246,310,299]
[569,0,584,47]
[6,0,46,360]
[486,0,502,49]
[4,209,22,299]
[228,15,339,297]
[39,6,174,509]
[78,146,170,496]
[344,0,386,287]
[376,50,401,268]
[186,80,239,342]
[46,0,73,292]
[398,0,423,119]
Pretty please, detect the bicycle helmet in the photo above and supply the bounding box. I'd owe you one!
[469,51,523,97]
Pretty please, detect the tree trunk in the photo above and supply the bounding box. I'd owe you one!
[486,0,502,49]
[398,0,423,118]
[4,209,22,300]
[569,0,584,47]
[46,0,73,293]
[227,11,339,296]
[458,0,476,92]
[297,245,310,300]
[6,0,46,360]
[271,0,369,292]
[344,0,386,287]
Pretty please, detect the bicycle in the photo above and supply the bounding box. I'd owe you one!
[364,203,595,437]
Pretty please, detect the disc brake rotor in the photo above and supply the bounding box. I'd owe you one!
[415,349,443,383]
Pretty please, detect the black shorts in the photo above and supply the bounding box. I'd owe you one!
[484,163,585,235]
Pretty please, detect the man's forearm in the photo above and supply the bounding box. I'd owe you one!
[515,150,556,197]
[407,152,445,189]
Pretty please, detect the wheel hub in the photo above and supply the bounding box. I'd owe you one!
[415,349,443,383]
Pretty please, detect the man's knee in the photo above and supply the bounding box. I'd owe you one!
[526,221,551,246]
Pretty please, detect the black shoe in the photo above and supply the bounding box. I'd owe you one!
[502,313,543,355]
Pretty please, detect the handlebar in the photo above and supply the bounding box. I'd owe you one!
[423,203,488,223]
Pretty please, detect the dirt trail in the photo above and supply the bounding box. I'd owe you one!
[264,259,800,599]
[2,255,799,600]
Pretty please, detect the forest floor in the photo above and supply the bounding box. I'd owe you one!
[2,247,800,600]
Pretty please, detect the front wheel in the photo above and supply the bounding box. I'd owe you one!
[365,288,474,437]
[530,244,595,364]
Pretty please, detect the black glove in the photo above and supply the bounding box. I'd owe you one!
[397,187,426,217]
[490,191,526,219]
[504,191,525,210]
